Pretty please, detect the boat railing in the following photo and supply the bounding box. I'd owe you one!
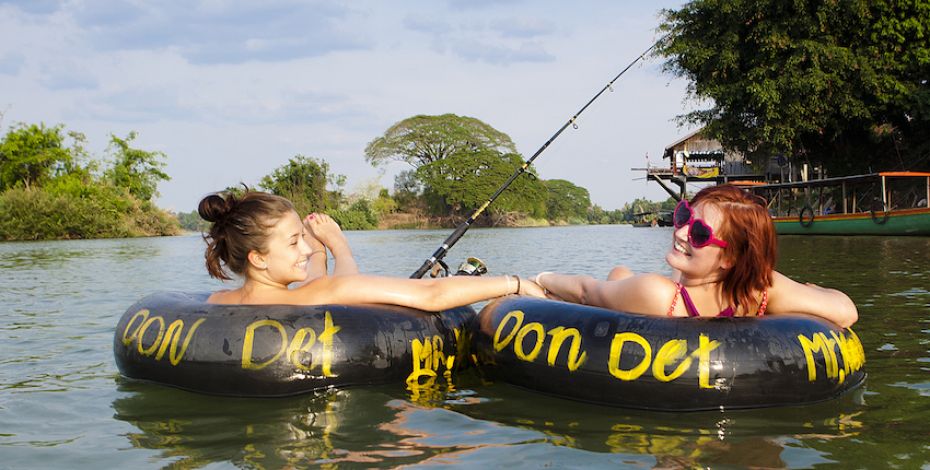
[746,172,930,218]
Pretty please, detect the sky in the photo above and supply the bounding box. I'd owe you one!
[0,0,697,212]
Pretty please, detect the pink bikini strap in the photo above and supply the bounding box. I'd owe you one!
[757,289,769,316]
[667,282,683,317]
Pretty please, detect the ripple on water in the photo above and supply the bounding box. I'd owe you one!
[889,382,930,397]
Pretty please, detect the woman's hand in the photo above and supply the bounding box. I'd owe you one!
[305,213,358,276]
[301,215,326,251]
[518,278,548,298]
[299,214,329,282]
[530,272,564,301]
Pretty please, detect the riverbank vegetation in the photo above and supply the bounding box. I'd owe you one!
[1,115,657,240]
[0,123,178,240]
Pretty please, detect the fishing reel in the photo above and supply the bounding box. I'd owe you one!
[429,256,488,278]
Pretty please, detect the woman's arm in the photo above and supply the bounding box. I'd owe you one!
[534,272,674,315]
[297,214,329,285]
[766,271,858,327]
[305,213,359,276]
[288,274,543,311]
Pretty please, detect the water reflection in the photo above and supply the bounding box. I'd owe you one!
[112,379,653,468]
[433,377,867,469]
[112,381,367,468]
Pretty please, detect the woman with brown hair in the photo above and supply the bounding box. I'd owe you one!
[198,190,544,309]
[530,184,858,327]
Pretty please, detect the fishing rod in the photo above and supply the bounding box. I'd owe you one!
[410,40,662,279]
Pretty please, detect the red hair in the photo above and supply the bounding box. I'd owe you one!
[691,184,776,315]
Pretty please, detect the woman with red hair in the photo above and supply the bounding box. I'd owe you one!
[531,184,858,327]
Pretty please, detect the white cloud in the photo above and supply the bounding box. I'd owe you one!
[451,40,554,64]
[489,17,556,38]
[21,0,374,64]
[0,0,693,212]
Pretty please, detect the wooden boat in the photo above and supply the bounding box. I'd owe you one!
[734,172,930,235]
[631,210,673,228]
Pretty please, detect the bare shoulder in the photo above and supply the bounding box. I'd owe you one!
[207,289,238,304]
[768,271,807,296]
[594,273,677,315]
[627,273,677,292]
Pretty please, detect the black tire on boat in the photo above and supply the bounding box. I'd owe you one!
[870,200,890,225]
[799,205,815,227]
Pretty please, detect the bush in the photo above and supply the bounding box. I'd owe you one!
[0,186,179,240]
[330,199,379,230]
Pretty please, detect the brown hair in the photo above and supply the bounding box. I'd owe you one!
[690,184,776,315]
[198,190,295,280]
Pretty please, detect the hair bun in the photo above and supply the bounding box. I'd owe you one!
[198,193,234,223]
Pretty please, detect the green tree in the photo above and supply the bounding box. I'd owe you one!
[365,114,518,168]
[105,132,170,201]
[372,188,398,215]
[0,123,73,190]
[176,210,210,232]
[658,0,930,173]
[544,179,592,221]
[392,169,423,210]
[259,155,341,216]
[416,149,546,220]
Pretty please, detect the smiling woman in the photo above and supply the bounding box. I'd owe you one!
[531,184,858,328]
[113,189,545,396]
[196,190,543,308]
[488,184,864,410]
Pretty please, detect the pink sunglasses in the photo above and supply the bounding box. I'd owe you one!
[673,200,729,248]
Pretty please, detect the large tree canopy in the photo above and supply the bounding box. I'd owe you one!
[416,149,547,219]
[544,179,591,221]
[658,0,930,173]
[365,114,518,168]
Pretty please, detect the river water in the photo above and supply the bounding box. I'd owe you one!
[1,226,928,468]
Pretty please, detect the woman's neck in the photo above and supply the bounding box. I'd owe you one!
[678,275,729,307]
[237,276,289,302]
[678,273,721,289]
